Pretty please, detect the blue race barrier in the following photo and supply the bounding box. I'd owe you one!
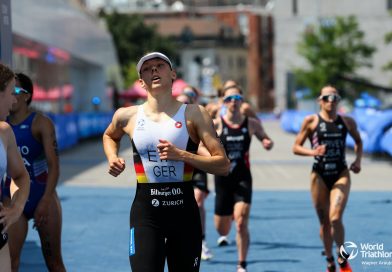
[48,113,79,151]
[47,112,114,151]
[280,110,296,133]
[77,112,113,139]
[347,109,392,153]
[280,110,314,134]
[380,127,392,156]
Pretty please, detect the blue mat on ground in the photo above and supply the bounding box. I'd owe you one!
[20,186,392,272]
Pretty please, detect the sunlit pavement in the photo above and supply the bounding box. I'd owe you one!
[20,120,392,271]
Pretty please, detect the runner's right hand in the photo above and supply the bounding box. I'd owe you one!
[108,157,125,177]
[313,145,326,156]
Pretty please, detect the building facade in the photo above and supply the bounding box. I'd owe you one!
[9,0,121,113]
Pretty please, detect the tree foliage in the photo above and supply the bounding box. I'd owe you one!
[100,11,176,88]
[294,16,376,97]
[383,32,392,71]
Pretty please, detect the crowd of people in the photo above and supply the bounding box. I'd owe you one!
[0,51,362,272]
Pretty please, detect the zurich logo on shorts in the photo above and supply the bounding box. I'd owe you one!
[151,198,160,207]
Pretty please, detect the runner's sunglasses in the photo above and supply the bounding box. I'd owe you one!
[319,94,341,102]
[13,87,29,95]
[223,94,243,103]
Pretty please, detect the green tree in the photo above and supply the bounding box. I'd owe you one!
[100,11,176,87]
[383,31,392,72]
[294,16,376,97]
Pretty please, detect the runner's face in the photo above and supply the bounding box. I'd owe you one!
[10,79,30,113]
[319,87,339,112]
[139,58,175,92]
[223,88,242,113]
[0,78,17,121]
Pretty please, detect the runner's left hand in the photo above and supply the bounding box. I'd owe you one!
[157,139,181,161]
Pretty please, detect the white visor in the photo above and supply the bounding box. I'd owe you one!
[136,52,173,76]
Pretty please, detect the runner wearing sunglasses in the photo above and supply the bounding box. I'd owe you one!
[293,85,362,272]
[1,73,66,271]
[0,63,30,272]
[205,80,259,121]
[213,85,273,272]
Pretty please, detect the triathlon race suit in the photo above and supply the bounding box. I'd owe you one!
[310,114,348,190]
[215,117,252,216]
[0,137,8,250]
[192,168,209,193]
[1,112,48,220]
[130,104,201,272]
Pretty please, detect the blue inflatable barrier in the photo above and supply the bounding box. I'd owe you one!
[77,112,113,139]
[380,127,392,156]
[47,112,114,151]
[280,110,296,133]
[280,110,313,134]
[348,108,379,131]
[47,113,79,151]
[354,92,381,109]
[347,109,392,153]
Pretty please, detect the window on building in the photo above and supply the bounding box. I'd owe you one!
[215,55,220,66]
[237,56,246,69]
[228,56,233,69]
[293,0,298,15]
[388,0,392,10]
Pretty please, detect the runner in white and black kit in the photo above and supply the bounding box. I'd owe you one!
[103,52,229,272]
[213,85,273,272]
[293,85,362,272]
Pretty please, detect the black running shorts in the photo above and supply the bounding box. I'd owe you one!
[214,167,252,216]
[192,168,209,193]
[129,182,202,272]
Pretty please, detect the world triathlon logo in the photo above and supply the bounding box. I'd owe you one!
[340,241,359,260]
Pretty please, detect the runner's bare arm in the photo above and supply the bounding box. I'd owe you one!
[36,114,59,197]
[293,115,325,156]
[103,107,133,177]
[251,117,273,150]
[32,114,60,227]
[241,102,258,119]
[196,117,221,157]
[343,116,362,173]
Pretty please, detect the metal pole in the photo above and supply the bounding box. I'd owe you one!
[0,0,13,66]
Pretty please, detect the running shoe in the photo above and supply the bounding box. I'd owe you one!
[339,261,352,272]
[237,265,247,272]
[326,256,336,272]
[217,236,230,247]
[201,240,213,260]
